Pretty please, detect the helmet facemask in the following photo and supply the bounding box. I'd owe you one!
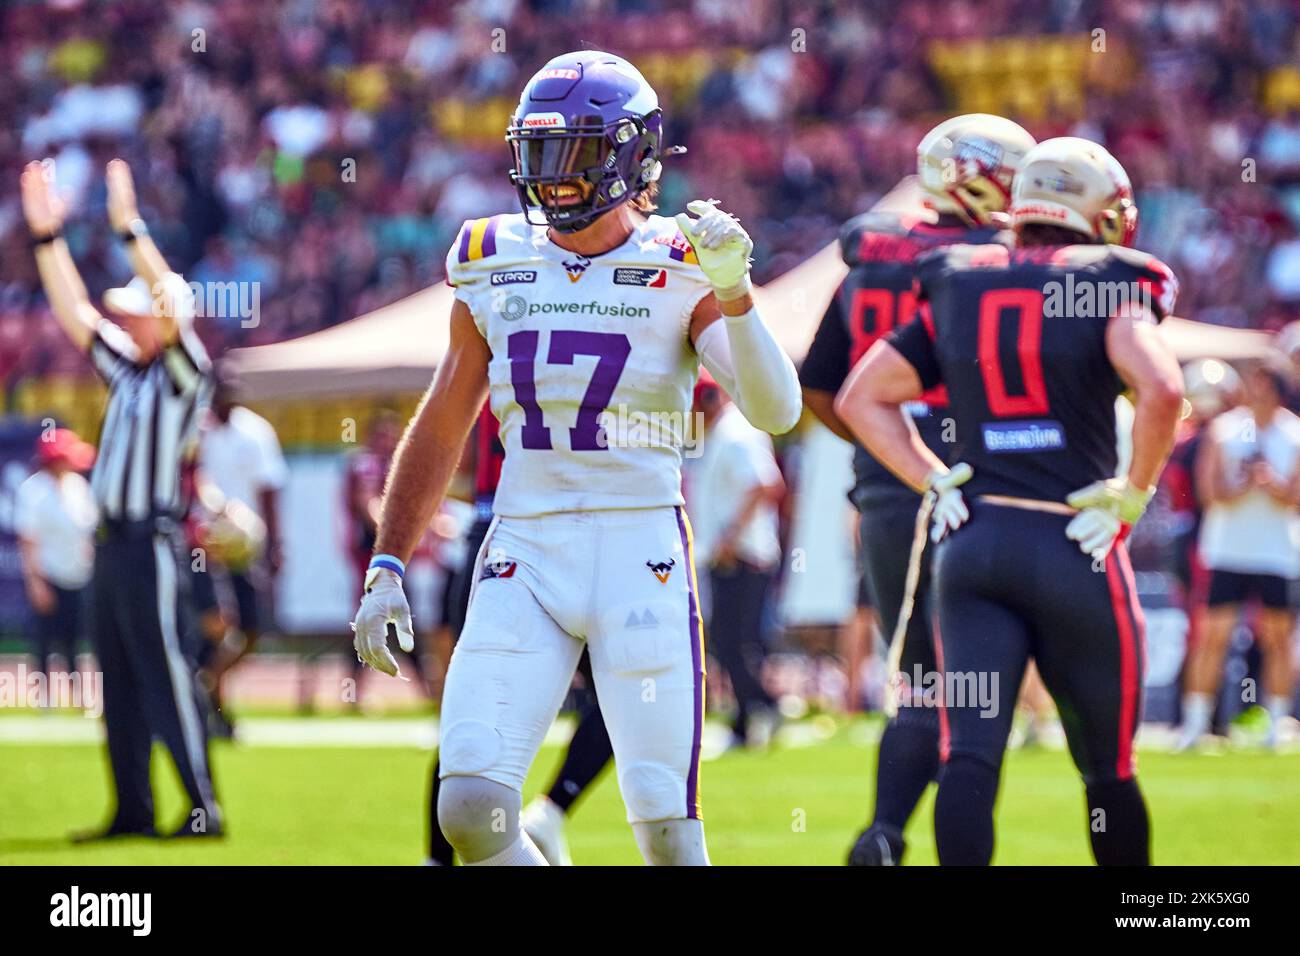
[947,169,1014,227]
[507,112,662,232]
[1096,194,1139,247]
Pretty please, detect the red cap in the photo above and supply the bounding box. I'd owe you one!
[37,428,96,471]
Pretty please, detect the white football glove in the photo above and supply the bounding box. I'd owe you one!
[926,462,974,542]
[351,567,414,678]
[674,199,753,300]
[1065,476,1154,561]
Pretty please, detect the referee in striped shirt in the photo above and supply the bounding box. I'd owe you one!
[22,158,222,840]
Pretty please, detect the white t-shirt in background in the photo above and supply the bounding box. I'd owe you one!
[1199,405,1300,578]
[15,469,98,589]
[199,406,288,516]
[687,403,783,570]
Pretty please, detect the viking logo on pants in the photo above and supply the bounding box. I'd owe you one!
[646,558,675,584]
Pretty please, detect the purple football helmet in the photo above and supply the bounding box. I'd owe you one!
[507,51,666,232]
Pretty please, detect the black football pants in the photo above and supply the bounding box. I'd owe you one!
[930,501,1148,865]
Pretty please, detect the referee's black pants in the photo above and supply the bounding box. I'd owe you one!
[92,520,220,832]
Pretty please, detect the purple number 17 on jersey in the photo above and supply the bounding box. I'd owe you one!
[508,330,632,450]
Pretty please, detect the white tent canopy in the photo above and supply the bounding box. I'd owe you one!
[231,285,453,399]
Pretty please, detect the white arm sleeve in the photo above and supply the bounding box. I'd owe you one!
[695,306,802,435]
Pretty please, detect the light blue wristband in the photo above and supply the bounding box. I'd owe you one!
[368,554,406,578]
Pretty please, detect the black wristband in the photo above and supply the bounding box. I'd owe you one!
[31,229,61,248]
[118,218,149,243]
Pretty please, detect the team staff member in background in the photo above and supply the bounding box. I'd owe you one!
[800,114,1035,865]
[1165,360,1240,737]
[837,138,1184,865]
[689,372,784,748]
[426,403,615,866]
[22,157,221,840]
[1180,362,1300,751]
[16,428,98,686]
[195,371,287,734]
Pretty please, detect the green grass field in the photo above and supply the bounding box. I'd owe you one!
[1,716,1296,865]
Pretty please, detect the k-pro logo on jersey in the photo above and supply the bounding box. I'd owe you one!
[613,267,667,288]
[646,558,675,584]
[490,270,537,286]
[564,256,592,283]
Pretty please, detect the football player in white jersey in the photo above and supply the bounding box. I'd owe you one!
[351,51,801,865]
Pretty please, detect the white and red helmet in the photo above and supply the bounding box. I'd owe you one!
[1010,137,1139,246]
[916,114,1037,227]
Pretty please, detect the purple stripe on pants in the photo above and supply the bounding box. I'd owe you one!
[674,506,703,820]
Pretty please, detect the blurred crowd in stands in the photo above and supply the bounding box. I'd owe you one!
[2,0,1300,391]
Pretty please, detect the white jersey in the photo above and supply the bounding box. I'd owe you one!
[1199,405,1300,577]
[446,212,713,518]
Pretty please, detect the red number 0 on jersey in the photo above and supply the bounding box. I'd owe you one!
[977,288,1049,417]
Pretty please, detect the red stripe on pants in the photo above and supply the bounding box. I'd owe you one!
[1105,546,1142,780]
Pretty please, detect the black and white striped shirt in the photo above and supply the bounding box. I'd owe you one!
[88,274,212,523]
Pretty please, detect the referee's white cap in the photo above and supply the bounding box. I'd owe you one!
[102,276,154,318]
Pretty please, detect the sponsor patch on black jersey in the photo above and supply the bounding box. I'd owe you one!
[982,420,1067,453]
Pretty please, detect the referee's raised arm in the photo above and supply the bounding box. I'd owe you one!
[22,160,104,352]
[22,158,222,842]
[107,158,212,397]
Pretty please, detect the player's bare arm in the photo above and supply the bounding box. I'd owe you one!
[834,341,939,493]
[836,339,973,541]
[801,387,857,443]
[1105,305,1185,493]
[1064,303,1185,557]
[22,160,101,351]
[352,299,489,676]
[106,158,183,342]
[374,305,489,560]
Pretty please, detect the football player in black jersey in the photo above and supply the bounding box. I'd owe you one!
[836,138,1185,865]
[801,114,1035,865]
